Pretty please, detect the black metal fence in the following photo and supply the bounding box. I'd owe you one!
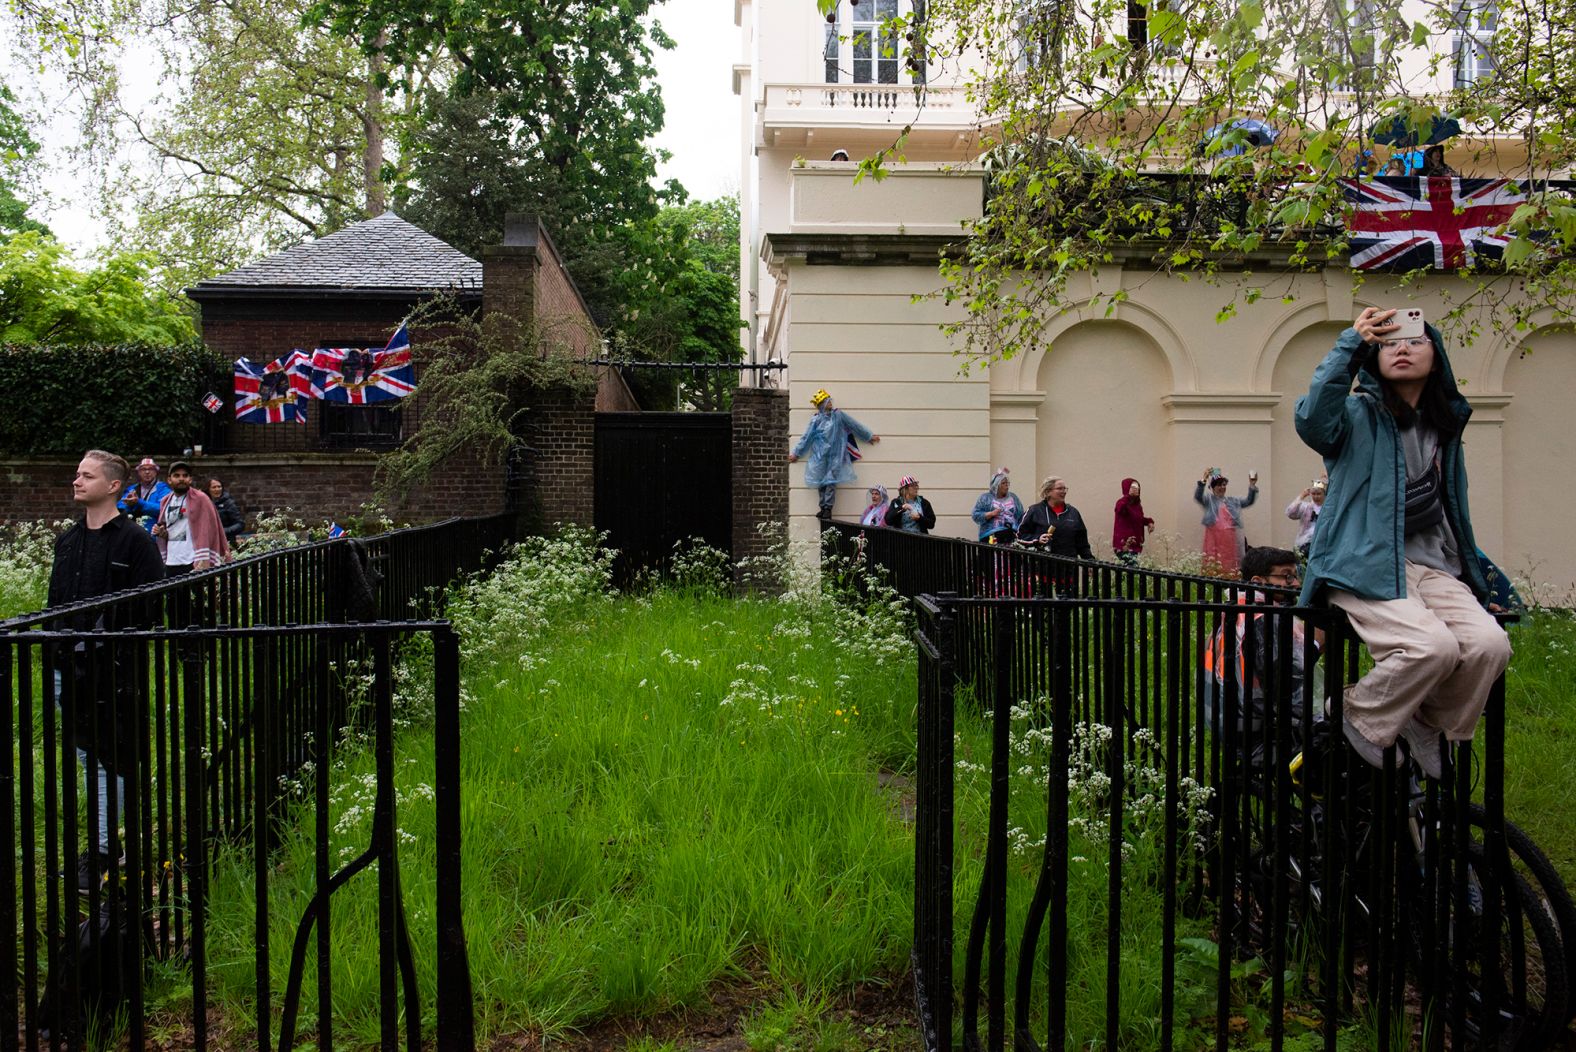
[2,515,512,1051]
[835,525,1572,1052]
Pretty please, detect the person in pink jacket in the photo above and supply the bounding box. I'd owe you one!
[1111,477,1154,565]
[153,461,231,575]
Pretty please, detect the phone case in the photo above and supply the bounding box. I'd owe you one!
[1392,308,1425,339]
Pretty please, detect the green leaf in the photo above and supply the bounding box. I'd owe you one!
[1501,237,1535,268]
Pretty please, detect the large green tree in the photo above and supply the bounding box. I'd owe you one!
[0,231,197,343]
[612,195,745,409]
[0,82,47,238]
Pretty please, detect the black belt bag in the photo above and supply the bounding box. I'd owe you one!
[1404,462,1445,537]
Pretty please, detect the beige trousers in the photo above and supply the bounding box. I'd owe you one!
[1328,561,1511,746]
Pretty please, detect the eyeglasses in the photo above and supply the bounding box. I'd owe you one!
[1262,571,1300,584]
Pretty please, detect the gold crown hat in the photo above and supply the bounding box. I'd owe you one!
[810,389,832,407]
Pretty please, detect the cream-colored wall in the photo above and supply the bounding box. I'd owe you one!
[1501,325,1576,598]
[784,266,989,542]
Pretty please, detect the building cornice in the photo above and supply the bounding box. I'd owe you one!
[763,230,1336,273]
[763,232,964,273]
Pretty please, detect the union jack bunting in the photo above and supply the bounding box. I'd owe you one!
[234,351,311,424]
[311,323,416,404]
[1339,176,1524,271]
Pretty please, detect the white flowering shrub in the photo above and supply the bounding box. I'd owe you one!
[444,524,615,661]
[0,519,67,619]
[638,536,733,597]
[233,509,314,556]
[1136,530,1211,579]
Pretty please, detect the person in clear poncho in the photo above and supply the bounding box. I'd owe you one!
[787,389,880,520]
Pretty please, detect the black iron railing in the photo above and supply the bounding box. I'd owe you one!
[832,525,1571,1051]
[1,514,512,1051]
[906,593,1563,1052]
[821,519,1283,606]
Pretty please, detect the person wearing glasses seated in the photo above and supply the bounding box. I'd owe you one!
[1203,546,1323,769]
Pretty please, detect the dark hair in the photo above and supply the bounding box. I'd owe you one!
[1375,336,1460,436]
[1242,546,1298,581]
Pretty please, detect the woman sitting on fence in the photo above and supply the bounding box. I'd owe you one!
[1294,308,1511,779]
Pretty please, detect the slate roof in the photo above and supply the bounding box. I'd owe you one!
[188,212,482,299]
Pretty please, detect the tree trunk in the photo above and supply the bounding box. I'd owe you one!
[363,32,388,217]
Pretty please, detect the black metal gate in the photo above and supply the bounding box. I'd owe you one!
[594,412,732,580]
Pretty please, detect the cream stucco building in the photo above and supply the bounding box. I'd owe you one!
[735,0,1576,594]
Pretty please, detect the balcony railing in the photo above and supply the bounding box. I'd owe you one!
[760,82,975,129]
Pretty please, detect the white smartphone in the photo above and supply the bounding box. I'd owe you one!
[1391,308,1425,340]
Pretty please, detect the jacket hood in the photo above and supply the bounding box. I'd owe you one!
[866,484,888,506]
[1120,477,1137,497]
[1354,322,1473,427]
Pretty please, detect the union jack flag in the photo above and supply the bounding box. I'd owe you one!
[311,324,416,404]
[235,351,311,424]
[1339,176,1524,271]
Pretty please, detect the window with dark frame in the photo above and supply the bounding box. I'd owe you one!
[316,338,405,449]
[823,0,925,85]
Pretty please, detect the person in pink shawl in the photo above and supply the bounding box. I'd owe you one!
[153,460,231,575]
[1111,477,1154,565]
[1194,467,1258,578]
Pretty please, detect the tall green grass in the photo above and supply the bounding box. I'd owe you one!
[204,536,920,1044]
[1499,611,1576,888]
[183,536,1576,1047]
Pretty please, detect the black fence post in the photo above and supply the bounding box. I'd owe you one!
[433,626,476,1052]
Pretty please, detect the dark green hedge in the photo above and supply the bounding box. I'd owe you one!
[0,343,229,456]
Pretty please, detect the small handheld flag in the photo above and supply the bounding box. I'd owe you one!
[202,392,224,414]
[327,523,347,538]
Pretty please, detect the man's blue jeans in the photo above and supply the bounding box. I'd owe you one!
[55,671,122,856]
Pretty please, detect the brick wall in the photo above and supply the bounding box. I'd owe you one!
[520,387,597,530]
[0,453,506,528]
[730,387,789,584]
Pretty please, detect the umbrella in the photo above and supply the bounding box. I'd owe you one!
[1370,113,1462,148]
[1200,118,1280,157]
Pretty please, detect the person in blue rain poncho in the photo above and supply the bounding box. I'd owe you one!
[787,389,880,520]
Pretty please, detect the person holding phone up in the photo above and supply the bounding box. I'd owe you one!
[1294,306,1510,779]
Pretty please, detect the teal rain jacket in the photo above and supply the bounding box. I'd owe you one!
[791,406,874,487]
[1294,324,1488,606]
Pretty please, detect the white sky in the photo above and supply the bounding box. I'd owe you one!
[27,2,742,255]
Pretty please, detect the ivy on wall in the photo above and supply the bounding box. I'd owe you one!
[0,343,228,456]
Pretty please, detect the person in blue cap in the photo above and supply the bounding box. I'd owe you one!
[787,389,880,520]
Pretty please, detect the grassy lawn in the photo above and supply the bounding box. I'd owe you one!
[202,534,923,1047]
[1499,611,1576,889]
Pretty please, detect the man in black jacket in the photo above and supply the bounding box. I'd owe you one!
[48,450,165,890]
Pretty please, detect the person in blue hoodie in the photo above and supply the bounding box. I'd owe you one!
[787,389,880,520]
[118,456,170,533]
[1295,307,1511,779]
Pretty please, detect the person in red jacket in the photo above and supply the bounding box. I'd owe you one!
[1112,477,1154,565]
